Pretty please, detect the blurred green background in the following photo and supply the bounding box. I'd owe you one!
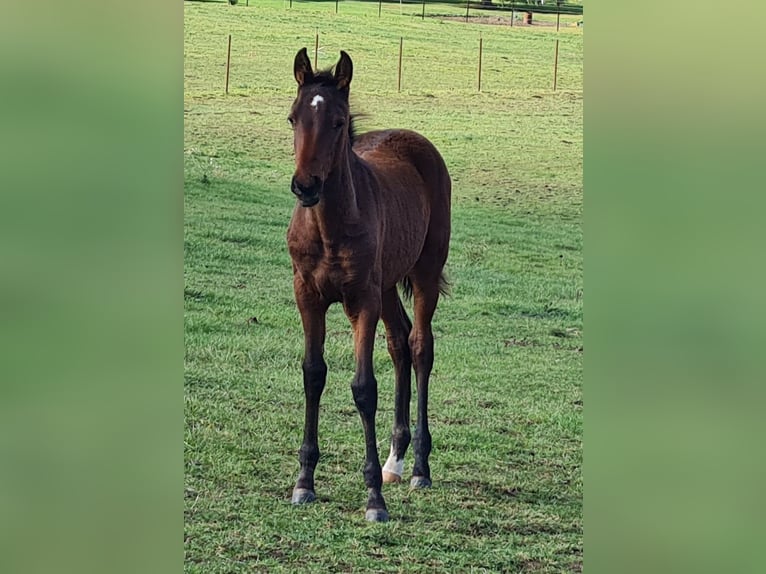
[587,2,765,573]
[0,1,181,573]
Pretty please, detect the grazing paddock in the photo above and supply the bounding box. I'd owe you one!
[185,1,582,571]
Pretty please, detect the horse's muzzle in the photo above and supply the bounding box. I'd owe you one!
[291,176,322,207]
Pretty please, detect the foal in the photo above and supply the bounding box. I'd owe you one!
[286,48,451,522]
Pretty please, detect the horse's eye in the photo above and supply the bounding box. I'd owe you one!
[333,120,345,130]
[287,116,295,127]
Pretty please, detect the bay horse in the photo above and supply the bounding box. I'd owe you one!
[286,48,451,522]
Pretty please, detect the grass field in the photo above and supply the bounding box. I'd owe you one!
[184,1,582,571]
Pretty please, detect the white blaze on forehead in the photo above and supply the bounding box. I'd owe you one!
[310,94,325,109]
[382,444,404,478]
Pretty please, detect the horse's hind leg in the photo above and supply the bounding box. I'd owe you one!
[408,275,441,489]
[381,288,413,484]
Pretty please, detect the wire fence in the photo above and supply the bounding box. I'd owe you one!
[187,0,583,93]
[208,0,584,20]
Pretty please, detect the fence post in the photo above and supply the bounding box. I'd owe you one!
[315,30,319,69]
[225,34,232,95]
[511,7,514,27]
[398,37,403,92]
[379,0,382,17]
[478,34,483,92]
[465,1,470,23]
[556,0,561,32]
[422,0,426,20]
[553,39,559,91]
[335,0,339,14]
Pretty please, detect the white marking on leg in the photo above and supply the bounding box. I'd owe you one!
[382,444,404,477]
[310,95,324,109]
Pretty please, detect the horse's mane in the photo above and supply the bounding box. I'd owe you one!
[302,70,360,145]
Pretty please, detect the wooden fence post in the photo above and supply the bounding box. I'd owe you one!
[478,34,483,92]
[225,34,232,95]
[398,37,403,92]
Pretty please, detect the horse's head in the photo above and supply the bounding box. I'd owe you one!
[288,48,353,207]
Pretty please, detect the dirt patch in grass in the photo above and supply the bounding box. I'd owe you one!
[440,15,566,27]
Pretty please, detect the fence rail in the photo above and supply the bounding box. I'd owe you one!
[198,0,584,16]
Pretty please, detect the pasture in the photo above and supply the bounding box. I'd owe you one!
[184,1,582,572]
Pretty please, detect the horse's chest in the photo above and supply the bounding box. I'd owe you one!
[290,242,376,298]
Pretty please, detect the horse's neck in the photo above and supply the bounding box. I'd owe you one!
[313,150,363,241]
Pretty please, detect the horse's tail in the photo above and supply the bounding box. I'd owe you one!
[438,272,450,297]
[398,272,450,301]
[398,276,414,300]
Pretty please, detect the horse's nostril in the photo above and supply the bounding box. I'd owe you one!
[291,176,309,195]
[291,176,322,203]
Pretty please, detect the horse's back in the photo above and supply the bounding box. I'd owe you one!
[353,129,451,205]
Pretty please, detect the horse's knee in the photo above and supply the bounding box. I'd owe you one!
[351,374,378,415]
[303,359,327,382]
[302,359,327,394]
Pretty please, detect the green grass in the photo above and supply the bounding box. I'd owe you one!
[185,2,582,571]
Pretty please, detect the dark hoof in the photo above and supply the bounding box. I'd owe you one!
[365,508,389,522]
[410,476,432,489]
[291,488,316,505]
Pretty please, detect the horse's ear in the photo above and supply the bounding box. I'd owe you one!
[294,47,313,86]
[334,50,353,91]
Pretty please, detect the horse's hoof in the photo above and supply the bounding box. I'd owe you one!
[382,470,403,484]
[410,476,432,489]
[365,508,389,522]
[291,488,316,505]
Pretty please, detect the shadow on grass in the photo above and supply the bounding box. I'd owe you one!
[442,478,580,521]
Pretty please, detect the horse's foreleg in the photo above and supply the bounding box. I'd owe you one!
[381,288,413,484]
[292,290,328,505]
[346,294,388,522]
